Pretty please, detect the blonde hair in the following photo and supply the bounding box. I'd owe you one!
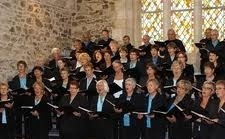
[176,80,192,93]
[171,60,184,70]
[78,52,91,62]
[0,82,9,89]
[51,48,60,54]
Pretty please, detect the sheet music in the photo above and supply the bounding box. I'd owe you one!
[47,102,59,109]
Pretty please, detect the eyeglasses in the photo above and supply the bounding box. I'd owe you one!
[202,87,212,90]
[216,87,225,90]
[177,86,185,90]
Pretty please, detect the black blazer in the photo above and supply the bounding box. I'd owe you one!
[9,74,33,90]
[89,93,115,139]
[117,92,146,127]
[125,60,146,82]
[206,40,225,62]
[28,95,51,139]
[167,95,193,139]
[0,96,16,139]
[192,97,218,139]
[143,93,167,129]
[79,77,97,104]
[210,100,225,139]
[58,94,88,139]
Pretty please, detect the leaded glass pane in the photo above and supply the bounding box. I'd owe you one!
[202,1,225,40]
[141,13,163,41]
[172,0,194,10]
[171,11,194,52]
[141,0,162,12]
[203,0,224,7]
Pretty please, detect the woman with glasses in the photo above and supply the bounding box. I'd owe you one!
[176,52,194,83]
[57,81,88,139]
[166,80,193,139]
[192,81,218,139]
[209,80,225,139]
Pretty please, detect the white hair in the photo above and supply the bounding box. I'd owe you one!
[96,80,109,93]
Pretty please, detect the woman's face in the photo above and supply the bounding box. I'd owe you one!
[60,70,69,80]
[96,81,105,94]
[95,51,103,62]
[172,65,182,75]
[202,84,213,97]
[177,54,186,63]
[204,67,214,77]
[119,50,127,59]
[80,58,89,66]
[57,60,66,69]
[0,85,8,96]
[176,84,186,97]
[112,62,123,72]
[34,84,43,96]
[104,53,111,61]
[69,84,78,95]
[34,69,43,78]
[147,81,158,94]
[216,84,225,99]
[125,81,135,94]
[209,53,218,63]
[146,66,155,76]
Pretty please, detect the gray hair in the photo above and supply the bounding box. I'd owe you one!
[125,78,136,87]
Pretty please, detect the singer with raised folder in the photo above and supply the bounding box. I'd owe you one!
[89,80,115,139]
[56,80,88,139]
[114,78,145,139]
[166,80,194,139]
[140,79,167,139]
[192,81,218,139]
[8,60,34,138]
[27,82,51,139]
[0,83,15,139]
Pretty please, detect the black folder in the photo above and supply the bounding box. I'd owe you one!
[108,83,123,94]
[163,86,177,95]
[154,41,166,47]
[124,68,136,77]
[94,66,115,77]
[195,43,206,49]
[0,99,13,108]
[69,71,86,81]
[136,84,148,92]
[116,101,135,113]
[47,103,79,114]
[10,87,34,96]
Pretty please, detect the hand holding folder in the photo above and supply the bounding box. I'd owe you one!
[47,102,79,114]
[105,98,134,113]
[0,99,13,108]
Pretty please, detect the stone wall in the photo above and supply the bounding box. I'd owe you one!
[0,0,117,82]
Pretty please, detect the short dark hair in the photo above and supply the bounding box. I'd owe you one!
[32,66,44,73]
[17,60,27,68]
[204,62,215,69]
[69,80,79,88]
[130,48,139,57]
[102,29,109,33]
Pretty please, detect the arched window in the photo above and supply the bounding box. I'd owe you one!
[141,0,225,53]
